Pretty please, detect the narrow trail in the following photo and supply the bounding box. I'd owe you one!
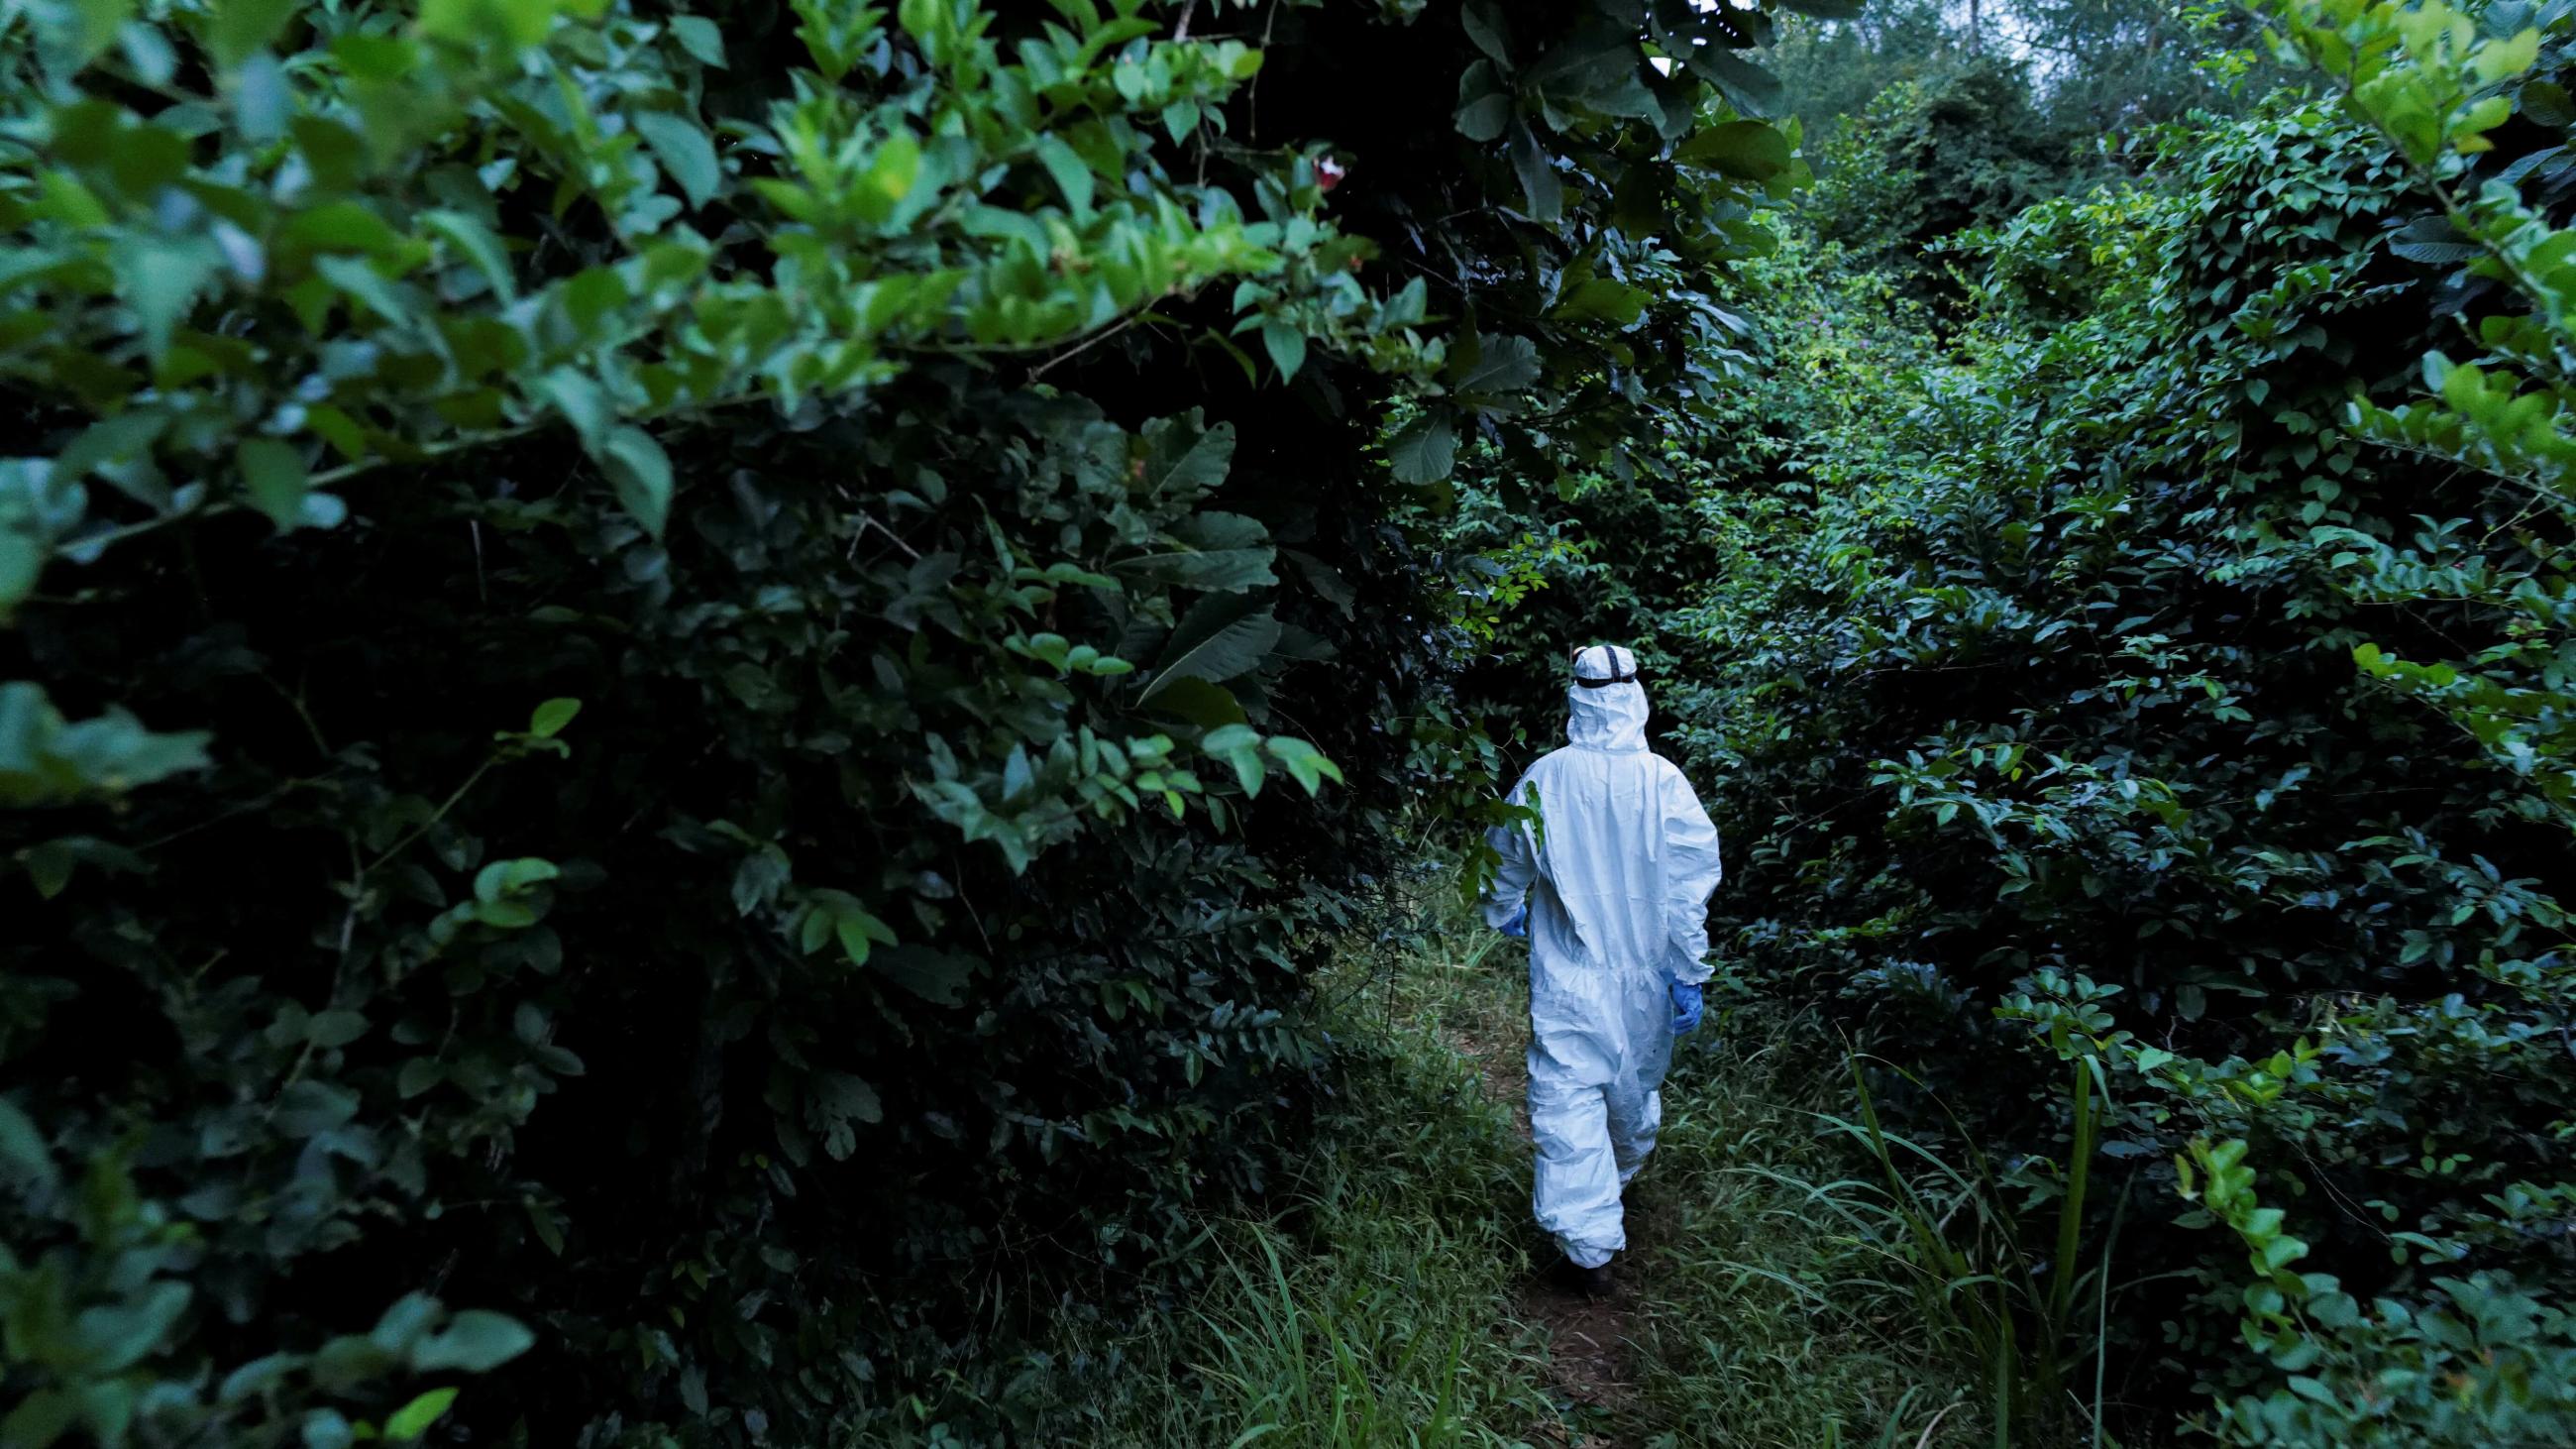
[1449,1006,1649,1448]
[1327,929,1983,1448]
[1332,921,1997,1449]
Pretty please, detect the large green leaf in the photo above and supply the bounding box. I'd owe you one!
[0,528,38,618]
[632,109,721,208]
[541,369,613,445]
[1674,120,1791,181]
[668,13,725,65]
[1138,412,1234,501]
[1526,22,1655,119]
[384,1388,457,1443]
[0,1097,56,1191]
[596,425,673,537]
[799,889,895,966]
[1262,735,1344,795]
[871,946,976,1008]
[1507,120,1563,223]
[1457,91,1513,142]
[410,1312,535,1374]
[422,209,518,301]
[0,683,211,808]
[1140,594,1280,703]
[1694,50,1783,117]
[74,1282,191,1373]
[1388,412,1457,484]
[1033,134,1095,218]
[1451,334,1542,396]
[2388,239,2483,264]
[1199,723,1266,795]
[109,234,217,363]
[420,0,553,48]
[1260,319,1306,381]
[1553,278,1651,326]
[0,1392,75,1449]
[209,0,299,66]
[1118,510,1275,591]
[313,254,418,327]
[237,438,310,529]
[1459,0,1511,67]
[1179,511,1266,551]
[1144,676,1248,727]
[805,1071,882,1159]
[2522,79,2576,128]
[1115,545,1276,593]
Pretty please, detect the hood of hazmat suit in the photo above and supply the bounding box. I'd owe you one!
[1479,644,1724,1269]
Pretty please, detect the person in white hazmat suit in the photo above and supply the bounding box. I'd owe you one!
[1480,644,1724,1294]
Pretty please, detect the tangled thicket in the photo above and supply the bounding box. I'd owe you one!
[1458,1,2576,1438]
[18,0,2576,1443]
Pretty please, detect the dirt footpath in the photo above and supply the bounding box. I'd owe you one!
[1449,1013,1648,1448]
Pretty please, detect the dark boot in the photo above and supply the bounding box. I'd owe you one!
[1558,1256,1614,1298]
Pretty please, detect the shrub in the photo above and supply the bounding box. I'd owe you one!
[1449,17,2576,1435]
[1677,73,2576,1441]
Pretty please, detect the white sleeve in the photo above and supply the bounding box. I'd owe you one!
[1659,763,1724,983]
[1478,773,1541,930]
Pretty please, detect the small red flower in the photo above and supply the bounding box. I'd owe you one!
[1317,155,1346,191]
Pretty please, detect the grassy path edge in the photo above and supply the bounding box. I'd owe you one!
[1057,920,1993,1447]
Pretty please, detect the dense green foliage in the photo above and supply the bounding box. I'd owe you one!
[20,0,2576,1440]
[1771,0,2268,181]
[0,0,1813,1443]
[1771,0,2286,298]
[1455,0,2576,1438]
[1800,56,2070,276]
[1035,886,1987,1448]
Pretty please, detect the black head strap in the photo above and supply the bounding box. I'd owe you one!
[1572,650,1637,688]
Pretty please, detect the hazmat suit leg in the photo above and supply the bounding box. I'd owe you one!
[1529,962,1678,1267]
[1606,961,1675,1185]
[1526,963,1672,1269]
[1528,1053,1623,1270]
[1611,1088,1661,1186]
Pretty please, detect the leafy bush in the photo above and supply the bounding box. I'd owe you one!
[1445,8,2576,1437]
[1800,56,2071,278]
[1689,64,2576,1441]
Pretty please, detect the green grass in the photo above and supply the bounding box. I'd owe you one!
[1625,1016,1997,1447]
[1042,913,2006,1448]
[1074,929,1555,1448]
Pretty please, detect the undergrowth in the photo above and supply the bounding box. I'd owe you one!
[1628,994,2003,1449]
[1029,904,2004,1447]
[1076,923,1554,1448]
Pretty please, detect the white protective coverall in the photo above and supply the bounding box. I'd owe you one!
[1480,644,1725,1269]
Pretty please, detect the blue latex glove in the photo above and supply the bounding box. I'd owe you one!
[1670,980,1703,1036]
[1502,906,1529,941]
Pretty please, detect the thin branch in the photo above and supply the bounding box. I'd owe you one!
[304,417,555,491]
[359,757,497,879]
[1248,0,1279,143]
[858,513,922,561]
[132,777,329,854]
[1026,310,1152,384]
[59,502,239,556]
